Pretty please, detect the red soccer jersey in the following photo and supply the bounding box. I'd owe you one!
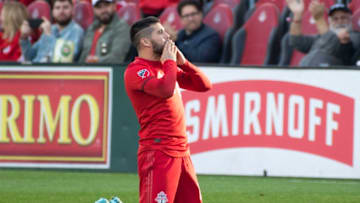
[124,57,211,157]
[0,32,22,62]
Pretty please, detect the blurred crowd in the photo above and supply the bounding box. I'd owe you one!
[0,0,358,67]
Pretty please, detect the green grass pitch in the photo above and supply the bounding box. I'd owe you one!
[1,169,360,203]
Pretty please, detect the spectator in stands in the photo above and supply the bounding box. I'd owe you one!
[20,0,84,63]
[170,0,222,63]
[288,0,360,66]
[79,0,131,63]
[0,2,28,62]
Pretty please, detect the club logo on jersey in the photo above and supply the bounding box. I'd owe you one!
[155,191,168,203]
[137,69,150,79]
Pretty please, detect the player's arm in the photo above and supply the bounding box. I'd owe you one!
[143,60,178,98]
[142,40,178,98]
[176,48,212,92]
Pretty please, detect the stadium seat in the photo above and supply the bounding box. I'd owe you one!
[352,8,360,32]
[220,28,236,64]
[245,0,287,33]
[204,0,241,14]
[204,3,234,42]
[243,0,288,36]
[117,2,142,25]
[73,1,94,30]
[212,0,241,8]
[255,0,286,12]
[116,0,128,12]
[27,0,51,20]
[245,0,284,20]
[232,0,251,29]
[230,3,280,65]
[278,33,297,66]
[19,0,33,6]
[278,10,329,66]
[159,4,183,31]
[348,0,360,12]
[219,0,252,63]
[124,0,139,4]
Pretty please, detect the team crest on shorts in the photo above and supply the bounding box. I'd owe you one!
[137,69,150,79]
[155,191,168,203]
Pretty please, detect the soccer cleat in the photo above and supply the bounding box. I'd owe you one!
[94,198,109,203]
[109,196,123,203]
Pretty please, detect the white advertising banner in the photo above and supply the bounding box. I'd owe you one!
[182,67,360,179]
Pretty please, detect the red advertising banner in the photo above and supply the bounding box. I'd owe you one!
[182,80,354,166]
[0,68,111,168]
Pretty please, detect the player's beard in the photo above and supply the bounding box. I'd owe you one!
[97,12,114,25]
[330,23,352,33]
[151,39,165,57]
[54,15,72,27]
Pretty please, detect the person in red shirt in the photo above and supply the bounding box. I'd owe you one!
[124,16,211,203]
[0,1,28,62]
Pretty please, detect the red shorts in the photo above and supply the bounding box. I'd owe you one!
[138,150,202,203]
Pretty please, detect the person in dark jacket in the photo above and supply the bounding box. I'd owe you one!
[170,0,222,63]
